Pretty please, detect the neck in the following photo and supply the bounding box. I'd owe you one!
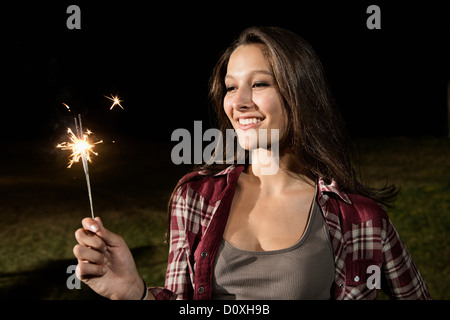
[246,148,313,194]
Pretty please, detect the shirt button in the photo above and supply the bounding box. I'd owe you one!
[354,276,360,282]
[198,286,205,294]
[201,251,208,258]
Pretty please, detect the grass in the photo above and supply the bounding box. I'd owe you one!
[0,137,448,299]
[355,137,450,299]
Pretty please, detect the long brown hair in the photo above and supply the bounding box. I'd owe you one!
[205,26,397,205]
[167,27,397,240]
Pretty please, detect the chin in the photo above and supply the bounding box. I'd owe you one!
[235,127,279,150]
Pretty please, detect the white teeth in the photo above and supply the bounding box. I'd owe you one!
[239,118,262,125]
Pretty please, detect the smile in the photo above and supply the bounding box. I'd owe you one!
[239,118,263,125]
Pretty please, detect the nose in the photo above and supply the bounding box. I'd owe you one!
[232,86,255,111]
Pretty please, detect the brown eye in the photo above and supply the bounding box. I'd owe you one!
[253,82,269,88]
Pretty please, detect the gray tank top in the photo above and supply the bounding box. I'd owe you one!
[212,193,335,300]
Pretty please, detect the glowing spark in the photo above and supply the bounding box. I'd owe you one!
[105,94,124,110]
[57,127,102,168]
[62,103,71,112]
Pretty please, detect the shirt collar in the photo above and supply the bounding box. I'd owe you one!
[200,165,352,205]
[198,165,238,177]
[318,177,352,204]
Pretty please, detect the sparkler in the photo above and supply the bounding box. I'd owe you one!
[57,114,103,219]
[57,95,122,219]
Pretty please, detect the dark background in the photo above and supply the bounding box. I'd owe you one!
[1,1,449,151]
[0,1,449,302]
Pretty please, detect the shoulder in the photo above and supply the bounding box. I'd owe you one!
[318,178,388,223]
[343,193,389,223]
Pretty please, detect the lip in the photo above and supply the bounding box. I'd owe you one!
[236,116,265,130]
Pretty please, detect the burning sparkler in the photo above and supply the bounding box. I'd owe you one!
[57,95,122,218]
[57,114,102,219]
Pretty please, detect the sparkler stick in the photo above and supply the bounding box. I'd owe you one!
[57,113,102,219]
[75,115,95,219]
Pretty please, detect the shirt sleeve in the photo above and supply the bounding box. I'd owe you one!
[148,287,178,300]
[381,218,431,299]
[162,185,194,300]
[144,185,194,300]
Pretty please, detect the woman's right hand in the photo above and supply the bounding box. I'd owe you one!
[73,217,151,300]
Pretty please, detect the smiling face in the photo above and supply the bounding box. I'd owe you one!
[223,44,286,150]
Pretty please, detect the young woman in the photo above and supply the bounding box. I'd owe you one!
[73,26,431,300]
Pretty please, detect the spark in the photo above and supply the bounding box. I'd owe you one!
[62,103,71,112]
[105,94,124,110]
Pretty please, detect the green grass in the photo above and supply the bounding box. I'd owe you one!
[0,137,448,299]
[355,137,450,299]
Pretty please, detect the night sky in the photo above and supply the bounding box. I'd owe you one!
[2,1,449,148]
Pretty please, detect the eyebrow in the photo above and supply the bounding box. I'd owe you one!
[225,69,274,80]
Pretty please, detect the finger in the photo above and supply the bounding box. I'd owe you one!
[73,244,108,265]
[76,262,107,280]
[82,217,101,233]
[82,217,124,247]
[74,228,107,252]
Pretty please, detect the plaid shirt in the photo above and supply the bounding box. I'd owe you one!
[149,165,430,300]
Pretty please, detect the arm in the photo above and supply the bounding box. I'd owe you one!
[381,218,431,299]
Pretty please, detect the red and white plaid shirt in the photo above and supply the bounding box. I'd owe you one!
[149,165,430,300]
